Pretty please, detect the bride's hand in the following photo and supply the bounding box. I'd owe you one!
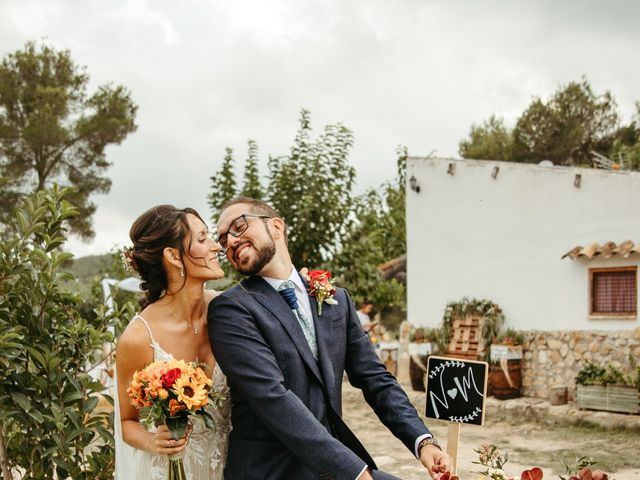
[151,423,193,455]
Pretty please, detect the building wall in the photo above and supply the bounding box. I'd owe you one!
[406,157,640,332]
[521,327,640,399]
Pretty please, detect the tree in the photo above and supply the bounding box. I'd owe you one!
[331,147,407,312]
[267,109,356,266]
[0,185,134,479]
[208,146,237,224]
[459,115,512,161]
[0,41,137,238]
[511,78,619,165]
[610,102,640,170]
[240,140,263,199]
[459,78,627,167]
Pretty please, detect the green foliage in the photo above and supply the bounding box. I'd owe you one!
[459,115,512,161]
[331,146,407,314]
[458,77,640,169]
[559,455,597,480]
[442,297,505,359]
[493,328,524,346]
[575,362,635,387]
[240,140,263,199]
[0,41,137,239]
[208,147,237,225]
[610,102,640,170]
[267,109,356,266]
[575,362,607,386]
[0,185,134,479]
[512,78,618,165]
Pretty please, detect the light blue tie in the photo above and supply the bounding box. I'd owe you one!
[278,280,318,360]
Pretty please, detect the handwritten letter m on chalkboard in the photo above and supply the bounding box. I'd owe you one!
[425,356,488,425]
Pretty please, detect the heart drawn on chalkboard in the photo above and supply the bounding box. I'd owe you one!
[447,388,458,399]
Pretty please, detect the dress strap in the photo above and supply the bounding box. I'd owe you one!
[134,314,158,348]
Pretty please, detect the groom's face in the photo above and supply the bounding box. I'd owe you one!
[217,203,277,276]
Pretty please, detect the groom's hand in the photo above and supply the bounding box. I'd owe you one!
[420,445,453,480]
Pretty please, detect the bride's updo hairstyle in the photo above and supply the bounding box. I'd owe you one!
[128,205,205,308]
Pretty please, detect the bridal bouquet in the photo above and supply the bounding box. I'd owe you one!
[128,359,225,480]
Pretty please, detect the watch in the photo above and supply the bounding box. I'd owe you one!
[417,436,442,454]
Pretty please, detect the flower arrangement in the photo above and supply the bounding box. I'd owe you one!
[128,359,226,480]
[304,269,338,315]
[474,445,613,480]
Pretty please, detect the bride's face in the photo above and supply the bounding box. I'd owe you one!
[183,213,224,281]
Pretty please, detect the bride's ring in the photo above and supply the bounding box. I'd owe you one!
[166,440,170,447]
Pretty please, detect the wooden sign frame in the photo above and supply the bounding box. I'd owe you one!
[424,355,489,473]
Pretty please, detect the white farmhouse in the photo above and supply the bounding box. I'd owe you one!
[406,157,640,398]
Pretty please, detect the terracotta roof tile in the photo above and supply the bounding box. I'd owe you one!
[562,240,640,260]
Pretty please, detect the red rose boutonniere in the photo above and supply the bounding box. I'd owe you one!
[304,269,338,316]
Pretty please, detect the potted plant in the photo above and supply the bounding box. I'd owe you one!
[408,326,443,392]
[489,329,525,400]
[442,297,504,361]
[575,362,639,414]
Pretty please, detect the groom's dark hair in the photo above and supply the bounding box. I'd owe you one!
[220,196,287,242]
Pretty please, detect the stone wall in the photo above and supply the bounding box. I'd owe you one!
[521,327,640,399]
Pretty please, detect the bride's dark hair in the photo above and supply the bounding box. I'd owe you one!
[129,205,205,308]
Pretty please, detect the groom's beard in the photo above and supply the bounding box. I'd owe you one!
[234,237,276,276]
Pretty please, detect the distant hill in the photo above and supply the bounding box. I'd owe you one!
[62,252,234,299]
[65,253,115,282]
[62,253,116,298]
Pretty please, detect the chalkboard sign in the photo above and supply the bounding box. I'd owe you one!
[425,356,488,425]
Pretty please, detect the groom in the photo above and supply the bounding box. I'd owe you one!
[209,197,451,480]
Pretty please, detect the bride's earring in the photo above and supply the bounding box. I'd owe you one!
[180,265,184,278]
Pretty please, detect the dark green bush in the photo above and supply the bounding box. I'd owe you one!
[0,186,133,479]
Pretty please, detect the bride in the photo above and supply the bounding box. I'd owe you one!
[114,205,230,480]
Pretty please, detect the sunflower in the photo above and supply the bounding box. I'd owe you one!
[172,373,209,410]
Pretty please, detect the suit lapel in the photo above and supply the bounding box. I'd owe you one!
[300,274,336,394]
[243,276,324,386]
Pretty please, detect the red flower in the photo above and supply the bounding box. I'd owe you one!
[161,368,182,389]
[521,467,543,480]
[303,269,338,315]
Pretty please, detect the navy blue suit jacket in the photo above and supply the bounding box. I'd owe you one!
[208,274,431,480]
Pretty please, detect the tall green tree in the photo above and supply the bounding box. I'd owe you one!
[512,78,619,165]
[267,109,356,266]
[0,41,137,238]
[459,115,512,161]
[458,78,630,167]
[208,147,237,224]
[331,147,407,310]
[240,139,263,199]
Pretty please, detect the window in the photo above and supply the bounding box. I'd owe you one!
[589,267,637,317]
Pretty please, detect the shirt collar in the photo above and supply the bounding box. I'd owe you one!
[262,266,305,294]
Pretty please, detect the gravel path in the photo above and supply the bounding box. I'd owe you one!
[342,380,640,479]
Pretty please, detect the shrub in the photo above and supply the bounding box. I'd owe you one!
[0,186,134,479]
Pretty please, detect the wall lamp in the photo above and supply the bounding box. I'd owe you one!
[447,163,456,175]
[491,166,500,179]
[574,174,581,188]
[409,174,421,193]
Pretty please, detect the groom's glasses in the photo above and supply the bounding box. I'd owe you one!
[217,214,272,257]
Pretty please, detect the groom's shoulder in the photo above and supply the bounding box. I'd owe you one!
[213,277,260,304]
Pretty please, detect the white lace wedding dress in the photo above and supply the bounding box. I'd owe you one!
[114,315,231,480]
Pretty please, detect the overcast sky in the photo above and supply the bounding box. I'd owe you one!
[1,0,639,257]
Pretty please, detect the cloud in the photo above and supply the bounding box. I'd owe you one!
[1,0,638,256]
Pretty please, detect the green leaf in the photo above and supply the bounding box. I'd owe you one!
[83,395,99,413]
[11,392,32,411]
[165,415,189,440]
[196,410,215,430]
